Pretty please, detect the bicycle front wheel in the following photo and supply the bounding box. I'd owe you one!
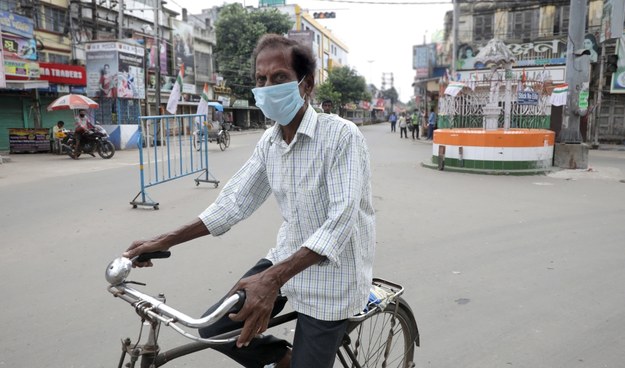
[338,298,419,368]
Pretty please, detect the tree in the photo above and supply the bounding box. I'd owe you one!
[215,4,293,100]
[380,87,399,112]
[317,66,371,116]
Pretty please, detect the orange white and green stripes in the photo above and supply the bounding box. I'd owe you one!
[430,128,555,172]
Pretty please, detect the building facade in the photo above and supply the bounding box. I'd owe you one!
[417,0,624,143]
[0,0,218,151]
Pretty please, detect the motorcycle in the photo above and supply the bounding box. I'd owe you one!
[61,124,115,159]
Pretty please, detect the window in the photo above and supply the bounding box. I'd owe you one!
[43,52,70,64]
[507,8,539,41]
[195,51,213,78]
[43,6,66,33]
[0,0,18,12]
[553,5,570,36]
[473,14,494,42]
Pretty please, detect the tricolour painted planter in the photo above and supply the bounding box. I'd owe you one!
[425,128,555,174]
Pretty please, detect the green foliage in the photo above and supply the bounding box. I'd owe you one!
[215,4,293,100]
[317,66,371,115]
[380,87,399,104]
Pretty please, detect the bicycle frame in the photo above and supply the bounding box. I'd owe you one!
[107,256,417,368]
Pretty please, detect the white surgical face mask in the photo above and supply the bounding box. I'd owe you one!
[252,78,305,126]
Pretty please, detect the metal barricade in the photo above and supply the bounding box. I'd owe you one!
[130,114,219,210]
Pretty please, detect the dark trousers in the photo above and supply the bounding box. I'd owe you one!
[427,124,434,140]
[400,127,408,138]
[199,259,348,368]
[411,125,419,139]
[390,121,396,132]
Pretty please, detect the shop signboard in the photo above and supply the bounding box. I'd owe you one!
[517,91,539,105]
[39,63,86,85]
[0,11,34,38]
[3,57,39,79]
[2,34,37,60]
[8,128,50,153]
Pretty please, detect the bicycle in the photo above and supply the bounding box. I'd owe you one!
[106,252,420,368]
[193,121,231,151]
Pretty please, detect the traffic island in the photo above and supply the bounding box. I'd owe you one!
[421,128,556,175]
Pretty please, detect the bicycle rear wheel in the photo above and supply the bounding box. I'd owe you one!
[337,298,419,368]
[218,130,230,151]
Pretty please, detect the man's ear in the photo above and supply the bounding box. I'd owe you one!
[304,75,315,94]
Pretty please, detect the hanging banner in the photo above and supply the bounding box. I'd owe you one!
[600,0,625,43]
[172,20,195,94]
[610,35,625,93]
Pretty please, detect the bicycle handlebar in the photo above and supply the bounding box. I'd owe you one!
[106,253,247,344]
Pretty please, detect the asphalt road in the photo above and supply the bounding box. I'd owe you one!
[1,123,624,367]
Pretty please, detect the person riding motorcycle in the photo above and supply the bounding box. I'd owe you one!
[73,110,94,158]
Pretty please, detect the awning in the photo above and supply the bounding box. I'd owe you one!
[4,80,50,90]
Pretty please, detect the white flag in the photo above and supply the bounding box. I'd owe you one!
[166,65,184,114]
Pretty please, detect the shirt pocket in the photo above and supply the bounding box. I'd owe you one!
[295,188,328,230]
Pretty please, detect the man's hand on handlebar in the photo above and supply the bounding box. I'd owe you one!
[228,271,281,348]
[124,236,170,267]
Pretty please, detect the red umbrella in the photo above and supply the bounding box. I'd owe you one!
[47,94,99,111]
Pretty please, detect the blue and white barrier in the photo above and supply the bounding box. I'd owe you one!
[130,113,219,209]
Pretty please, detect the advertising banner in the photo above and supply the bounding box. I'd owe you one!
[85,41,145,99]
[600,0,625,43]
[3,57,39,79]
[2,34,37,60]
[172,20,195,94]
[610,35,625,93]
[86,42,118,98]
[8,128,50,153]
[117,42,145,99]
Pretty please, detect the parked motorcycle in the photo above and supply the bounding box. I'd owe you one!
[61,124,115,159]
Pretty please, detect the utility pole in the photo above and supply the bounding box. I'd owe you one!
[559,0,590,143]
[553,0,590,169]
[154,0,162,115]
[592,43,606,149]
[118,0,124,39]
[451,0,459,78]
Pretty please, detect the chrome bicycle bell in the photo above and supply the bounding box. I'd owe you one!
[105,257,133,285]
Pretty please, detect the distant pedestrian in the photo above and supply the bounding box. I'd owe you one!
[411,110,420,140]
[321,100,334,114]
[52,120,65,154]
[398,113,408,138]
[389,112,397,132]
[427,108,436,140]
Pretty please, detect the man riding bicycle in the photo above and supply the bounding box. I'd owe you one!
[124,34,376,368]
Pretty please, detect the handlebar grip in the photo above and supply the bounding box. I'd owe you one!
[136,251,171,263]
[230,290,246,313]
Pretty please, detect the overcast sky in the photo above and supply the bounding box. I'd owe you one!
[172,0,452,102]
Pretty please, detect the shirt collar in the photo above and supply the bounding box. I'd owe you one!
[269,104,318,143]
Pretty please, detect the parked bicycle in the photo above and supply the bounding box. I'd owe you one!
[106,252,419,368]
[193,121,231,151]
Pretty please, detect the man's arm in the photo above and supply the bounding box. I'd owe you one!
[123,218,209,266]
[229,247,325,347]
